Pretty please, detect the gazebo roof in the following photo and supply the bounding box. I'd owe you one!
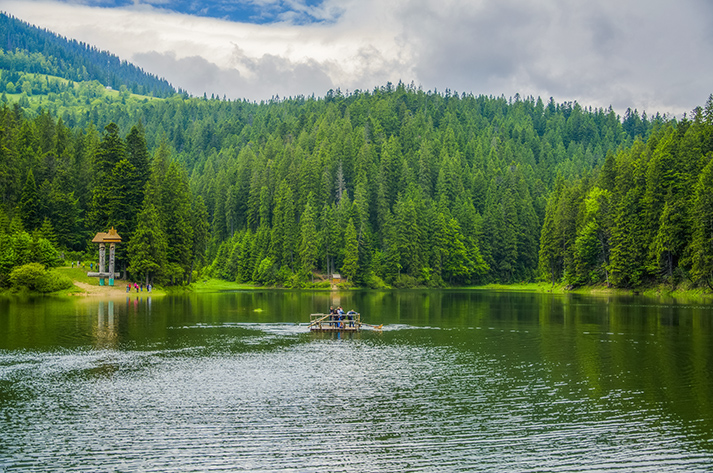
[92,227,122,243]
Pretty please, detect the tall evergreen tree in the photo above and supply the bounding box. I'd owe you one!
[341,218,358,282]
[189,195,210,284]
[161,160,193,283]
[89,122,125,230]
[299,194,319,279]
[18,168,39,231]
[125,123,151,196]
[127,201,168,285]
[690,157,713,289]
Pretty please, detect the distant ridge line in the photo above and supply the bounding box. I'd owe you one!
[0,11,181,98]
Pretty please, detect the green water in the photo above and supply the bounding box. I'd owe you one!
[1,290,712,472]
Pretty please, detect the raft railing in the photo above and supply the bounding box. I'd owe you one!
[309,312,361,330]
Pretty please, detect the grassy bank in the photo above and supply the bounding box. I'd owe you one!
[468,281,713,302]
[188,279,257,293]
[185,278,713,302]
[23,268,711,303]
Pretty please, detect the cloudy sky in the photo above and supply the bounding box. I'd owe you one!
[3,0,712,116]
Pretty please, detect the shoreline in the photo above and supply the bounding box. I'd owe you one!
[179,279,713,303]
[7,266,711,303]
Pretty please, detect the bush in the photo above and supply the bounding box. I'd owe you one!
[9,263,46,290]
[393,273,420,289]
[8,263,73,293]
[37,271,73,293]
[364,273,388,289]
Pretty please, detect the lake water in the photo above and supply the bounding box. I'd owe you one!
[1,290,713,472]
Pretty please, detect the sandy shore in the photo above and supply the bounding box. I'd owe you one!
[69,281,154,297]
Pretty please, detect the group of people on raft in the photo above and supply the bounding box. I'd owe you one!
[329,306,357,328]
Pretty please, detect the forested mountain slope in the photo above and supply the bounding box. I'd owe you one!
[1,17,711,290]
[0,12,178,98]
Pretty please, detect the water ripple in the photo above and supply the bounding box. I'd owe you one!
[2,330,712,472]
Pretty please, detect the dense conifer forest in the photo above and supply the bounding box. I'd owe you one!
[1,13,712,291]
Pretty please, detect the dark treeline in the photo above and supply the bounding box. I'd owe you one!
[7,77,706,290]
[0,13,179,98]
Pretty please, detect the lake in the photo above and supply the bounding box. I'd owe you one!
[1,290,713,472]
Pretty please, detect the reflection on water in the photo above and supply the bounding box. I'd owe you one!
[1,291,713,471]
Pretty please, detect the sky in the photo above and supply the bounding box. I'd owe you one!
[2,0,712,116]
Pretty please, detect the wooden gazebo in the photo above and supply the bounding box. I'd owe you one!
[87,227,121,286]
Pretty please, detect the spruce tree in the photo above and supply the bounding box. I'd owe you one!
[125,124,150,192]
[690,157,713,289]
[161,161,193,283]
[299,194,318,279]
[89,122,125,231]
[189,195,209,284]
[341,218,358,282]
[19,168,39,231]
[128,202,168,285]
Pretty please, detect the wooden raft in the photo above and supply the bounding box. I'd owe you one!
[309,312,361,332]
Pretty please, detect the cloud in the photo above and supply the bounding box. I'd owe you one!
[134,48,334,99]
[3,0,713,115]
[389,0,713,114]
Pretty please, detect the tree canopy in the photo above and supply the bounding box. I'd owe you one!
[1,43,710,290]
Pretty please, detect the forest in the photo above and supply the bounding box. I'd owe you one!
[1,14,712,291]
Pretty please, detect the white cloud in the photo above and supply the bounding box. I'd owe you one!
[3,0,712,114]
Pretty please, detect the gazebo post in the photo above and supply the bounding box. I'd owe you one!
[108,242,116,286]
[98,242,106,286]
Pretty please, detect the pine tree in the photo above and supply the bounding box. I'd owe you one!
[651,189,687,281]
[128,202,168,285]
[18,168,39,231]
[161,161,193,283]
[36,217,58,248]
[125,123,150,191]
[393,193,423,278]
[609,187,646,287]
[299,194,319,279]
[341,218,358,282]
[89,122,125,230]
[108,159,141,238]
[441,217,472,284]
[538,190,561,285]
[690,157,713,289]
[270,181,296,269]
[189,195,209,283]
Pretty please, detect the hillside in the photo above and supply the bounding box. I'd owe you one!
[0,12,179,98]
